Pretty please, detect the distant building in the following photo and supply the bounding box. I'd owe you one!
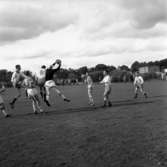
[139,65,160,74]
[163,68,167,73]
[139,66,149,74]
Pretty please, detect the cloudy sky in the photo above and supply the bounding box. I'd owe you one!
[0,0,167,72]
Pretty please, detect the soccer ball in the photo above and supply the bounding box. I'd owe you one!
[56,59,62,64]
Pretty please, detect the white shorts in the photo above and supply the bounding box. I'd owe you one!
[104,84,111,96]
[45,80,56,89]
[0,96,4,104]
[135,84,144,89]
[88,85,93,89]
[13,81,22,89]
[27,88,38,98]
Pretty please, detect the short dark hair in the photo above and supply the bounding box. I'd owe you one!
[104,69,109,74]
[41,65,46,69]
[15,65,21,69]
[24,71,31,76]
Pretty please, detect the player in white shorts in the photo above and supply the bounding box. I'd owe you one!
[100,70,112,107]
[83,72,94,106]
[10,65,28,109]
[23,72,44,114]
[0,85,10,117]
[44,59,70,106]
[134,71,148,99]
[36,65,46,100]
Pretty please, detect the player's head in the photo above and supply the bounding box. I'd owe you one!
[15,65,21,72]
[85,72,89,76]
[24,71,31,77]
[41,65,46,69]
[81,74,86,79]
[103,70,109,76]
[135,71,139,76]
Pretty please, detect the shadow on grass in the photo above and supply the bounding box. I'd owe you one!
[1,100,156,120]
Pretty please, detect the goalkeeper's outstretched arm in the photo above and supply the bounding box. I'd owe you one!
[49,59,62,72]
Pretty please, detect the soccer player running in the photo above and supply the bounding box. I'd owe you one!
[23,72,44,114]
[133,71,148,99]
[10,65,28,109]
[100,70,112,107]
[0,85,10,117]
[36,65,46,100]
[84,72,95,106]
[44,59,70,106]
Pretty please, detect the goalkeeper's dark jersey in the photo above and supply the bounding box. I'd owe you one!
[45,64,61,81]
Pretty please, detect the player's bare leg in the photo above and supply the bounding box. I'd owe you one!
[10,88,22,109]
[0,104,10,118]
[44,87,51,107]
[107,96,112,107]
[103,88,112,107]
[32,100,38,114]
[34,95,44,113]
[52,86,70,102]
[40,86,43,99]
[88,88,94,106]
[106,92,112,107]
[140,86,148,98]
[134,86,138,99]
[103,95,107,107]
[30,96,42,114]
[40,86,46,101]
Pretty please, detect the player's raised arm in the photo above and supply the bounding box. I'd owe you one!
[11,72,16,83]
[100,78,105,84]
[21,72,29,80]
[49,59,62,71]
[133,77,137,85]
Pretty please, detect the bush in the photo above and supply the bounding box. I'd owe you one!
[111,70,133,82]
[142,72,159,80]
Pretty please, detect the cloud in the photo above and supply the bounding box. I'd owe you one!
[0,0,166,71]
[0,1,77,43]
[116,0,167,29]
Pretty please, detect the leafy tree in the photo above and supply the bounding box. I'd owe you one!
[95,64,108,71]
[131,61,140,72]
[0,70,7,82]
[77,66,88,75]
[119,65,130,71]
[108,65,116,71]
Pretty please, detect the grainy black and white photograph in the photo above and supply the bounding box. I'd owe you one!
[0,0,167,166]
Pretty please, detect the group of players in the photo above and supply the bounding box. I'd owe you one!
[0,59,148,118]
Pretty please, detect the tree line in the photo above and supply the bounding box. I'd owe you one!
[0,58,167,87]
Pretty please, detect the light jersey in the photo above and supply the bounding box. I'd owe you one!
[86,76,93,88]
[101,75,112,87]
[11,71,26,84]
[134,76,144,86]
[23,77,36,88]
[38,69,46,79]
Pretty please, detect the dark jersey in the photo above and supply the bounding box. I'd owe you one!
[45,64,61,81]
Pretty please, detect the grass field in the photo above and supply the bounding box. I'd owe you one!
[1,80,167,167]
